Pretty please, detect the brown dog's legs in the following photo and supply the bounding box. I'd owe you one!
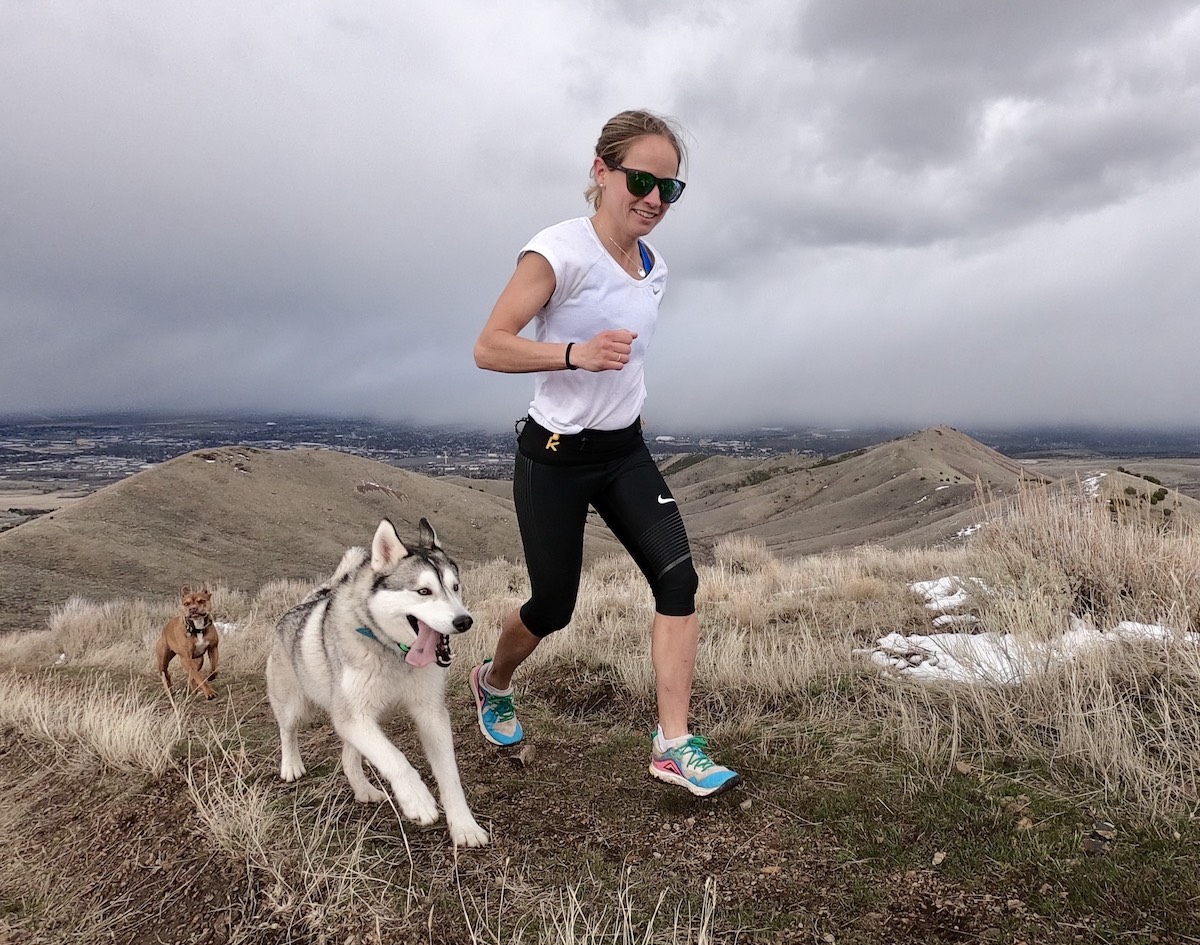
[185,655,217,699]
[156,636,175,696]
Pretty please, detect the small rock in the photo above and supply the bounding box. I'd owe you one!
[931,851,947,866]
[1081,836,1108,856]
[739,799,752,811]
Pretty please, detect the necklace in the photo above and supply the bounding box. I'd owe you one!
[606,235,646,277]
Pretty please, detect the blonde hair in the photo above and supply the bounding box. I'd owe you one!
[585,109,688,210]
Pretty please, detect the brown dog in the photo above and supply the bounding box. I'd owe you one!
[156,585,220,699]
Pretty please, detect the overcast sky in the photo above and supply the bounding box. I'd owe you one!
[3,1,1198,433]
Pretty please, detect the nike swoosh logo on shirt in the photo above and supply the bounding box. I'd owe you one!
[657,495,676,505]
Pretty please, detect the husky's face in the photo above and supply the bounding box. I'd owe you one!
[367,518,473,637]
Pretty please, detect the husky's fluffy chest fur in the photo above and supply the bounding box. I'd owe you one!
[266,518,487,848]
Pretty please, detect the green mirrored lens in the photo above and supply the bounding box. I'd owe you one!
[658,179,684,203]
[625,171,656,197]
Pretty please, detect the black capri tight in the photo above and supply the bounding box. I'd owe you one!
[513,442,699,637]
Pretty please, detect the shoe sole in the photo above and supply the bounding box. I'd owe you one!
[648,763,742,797]
[469,666,523,747]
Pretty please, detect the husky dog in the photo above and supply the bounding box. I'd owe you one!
[266,518,488,848]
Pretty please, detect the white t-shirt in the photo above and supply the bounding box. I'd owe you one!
[520,217,668,434]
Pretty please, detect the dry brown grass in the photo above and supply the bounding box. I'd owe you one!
[5,478,1197,819]
[801,482,1200,817]
[969,481,1200,628]
[0,671,182,774]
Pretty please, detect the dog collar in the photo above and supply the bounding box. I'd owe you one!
[355,625,411,655]
[185,617,209,635]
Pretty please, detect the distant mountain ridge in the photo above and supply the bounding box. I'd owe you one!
[665,425,1045,557]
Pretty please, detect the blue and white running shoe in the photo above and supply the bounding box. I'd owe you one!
[469,660,524,746]
[649,735,740,797]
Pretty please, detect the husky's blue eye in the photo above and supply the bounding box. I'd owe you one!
[418,588,432,596]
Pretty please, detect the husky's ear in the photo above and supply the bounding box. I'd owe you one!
[371,519,411,571]
[418,517,441,550]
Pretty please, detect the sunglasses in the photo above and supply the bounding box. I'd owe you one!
[604,161,687,204]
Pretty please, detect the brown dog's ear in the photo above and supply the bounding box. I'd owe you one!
[181,585,192,598]
[201,584,211,595]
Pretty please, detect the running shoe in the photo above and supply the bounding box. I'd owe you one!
[649,735,741,797]
[469,661,524,746]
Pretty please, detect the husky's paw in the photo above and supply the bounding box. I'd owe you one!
[395,782,439,825]
[449,817,489,848]
[280,759,307,782]
[354,784,389,804]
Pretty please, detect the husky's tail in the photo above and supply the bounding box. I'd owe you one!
[303,546,368,602]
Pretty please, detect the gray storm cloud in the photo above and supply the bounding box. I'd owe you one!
[2,1,1197,432]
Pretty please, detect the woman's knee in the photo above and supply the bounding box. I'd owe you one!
[652,559,699,617]
[519,598,575,638]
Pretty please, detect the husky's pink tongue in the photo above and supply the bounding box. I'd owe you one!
[405,621,440,667]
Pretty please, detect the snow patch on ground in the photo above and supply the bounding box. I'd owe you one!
[861,576,1196,685]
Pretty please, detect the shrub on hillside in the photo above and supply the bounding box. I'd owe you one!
[970,483,1200,630]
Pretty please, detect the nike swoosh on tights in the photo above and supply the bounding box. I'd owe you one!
[657,495,676,505]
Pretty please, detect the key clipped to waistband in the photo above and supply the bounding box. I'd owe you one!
[516,416,643,466]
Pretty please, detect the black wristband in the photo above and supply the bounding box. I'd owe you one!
[565,342,578,370]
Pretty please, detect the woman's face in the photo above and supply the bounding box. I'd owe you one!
[595,134,682,239]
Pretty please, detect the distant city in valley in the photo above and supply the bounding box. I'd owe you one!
[4,413,1200,494]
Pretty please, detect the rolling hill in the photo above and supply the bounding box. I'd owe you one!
[5,427,1199,634]
[0,445,619,634]
[664,426,1049,557]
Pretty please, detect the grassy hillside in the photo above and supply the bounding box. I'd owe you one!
[2,479,1199,942]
